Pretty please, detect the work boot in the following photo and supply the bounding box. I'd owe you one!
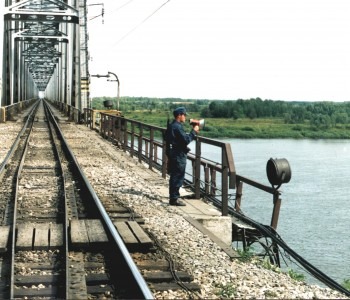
[169,199,186,206]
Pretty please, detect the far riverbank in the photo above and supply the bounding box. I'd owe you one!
[123,110,350,139]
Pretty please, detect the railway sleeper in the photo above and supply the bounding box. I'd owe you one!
[143,270,194,283]
[70,219,153,252]
[150,282,201,292]
[70,219,109,249]
[13,286,58,299]
[16,223,63,251]
[133,258,202,292]
[113,221,153,252]
[110,216,145,224]
[14,266,63,298]
[15,274,60,286]
[135,259,170,271]
[68,252,115,299]
[87,285,114,297]
[0,226,10,252]
[100,200,145,223]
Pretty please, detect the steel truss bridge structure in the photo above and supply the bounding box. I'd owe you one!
[1,0,89,111]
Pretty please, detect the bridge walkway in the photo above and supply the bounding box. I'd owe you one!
[1,103,237,259]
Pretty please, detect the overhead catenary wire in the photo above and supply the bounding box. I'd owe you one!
[112,0,171,47]
[109,0,135,14]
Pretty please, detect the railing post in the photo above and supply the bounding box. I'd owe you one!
[145,141,149,158]
[221,146,229,216]
[130,122,135,157]
[194,138,201,199]
[91,110,95,130]
[112,116,117,141]
[235,180,243,212]
[162,129,167,178]
[108,116,112,139]
[100,114,104,136]
[149,128,154,170]
[105,115,108,137]
[204,165,210,194]
[138,124,143,163]
[270,192,281,230]
[116,117,121,144]
[224,143,236,189]
[154,145,158,165]
[210,167,216,196]
[123,119,128,152]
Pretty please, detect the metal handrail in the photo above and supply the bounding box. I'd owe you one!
[80,109,282,224]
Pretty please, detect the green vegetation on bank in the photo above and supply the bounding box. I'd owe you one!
[342,279,350,290]
[91,96,350,139]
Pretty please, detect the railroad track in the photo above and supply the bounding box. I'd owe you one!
[0,100,201,299]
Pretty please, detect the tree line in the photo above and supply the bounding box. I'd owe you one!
[200,98,350,128]
[92,96,350,129]
[92,96,209,114]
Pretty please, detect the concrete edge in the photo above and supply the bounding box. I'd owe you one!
[183,215,239,260]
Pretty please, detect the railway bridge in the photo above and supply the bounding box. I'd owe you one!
[1,0,285,247]
[0,0,350,298]
[1,0,89,111]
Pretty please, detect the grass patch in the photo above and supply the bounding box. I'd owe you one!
[257,258,281,273]
[214,283,237,298]
[342,279,350,290]
[236,247,255,263]
[287,269,305,282]
[121,111,350,139]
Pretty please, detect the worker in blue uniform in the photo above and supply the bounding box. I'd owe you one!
[165,107,199,206]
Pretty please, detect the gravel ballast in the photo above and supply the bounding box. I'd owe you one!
[1,119,348,299]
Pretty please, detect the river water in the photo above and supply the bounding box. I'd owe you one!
[189,139,350,285]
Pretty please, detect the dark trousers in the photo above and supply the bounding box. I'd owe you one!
[168,150,187,201]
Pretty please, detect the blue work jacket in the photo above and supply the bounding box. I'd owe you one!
[166,120,197,153]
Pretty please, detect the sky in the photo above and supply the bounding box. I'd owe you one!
[1,1,350,102]
[87,0,350,102]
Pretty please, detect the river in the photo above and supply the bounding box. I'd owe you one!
[189,138,350,286]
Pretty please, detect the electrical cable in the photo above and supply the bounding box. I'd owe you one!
[189,182,350,296]
[138,151,349,295]
[109,0,135,14]
[145,229,201,299]
[231,211,350,297]
[111,0,171,46]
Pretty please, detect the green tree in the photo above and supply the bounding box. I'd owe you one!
[310,114,331,129]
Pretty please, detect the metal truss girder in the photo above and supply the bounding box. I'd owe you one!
[4,13,79,24]
[14,36,68,43]
[6,0,78,15]
[23,53,61,57]
[2,0,85,110]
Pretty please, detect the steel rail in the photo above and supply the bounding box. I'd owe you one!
[9,101,41,299]
[0,100,40,177]
[43,101,70,298]
[44,101,154,299]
